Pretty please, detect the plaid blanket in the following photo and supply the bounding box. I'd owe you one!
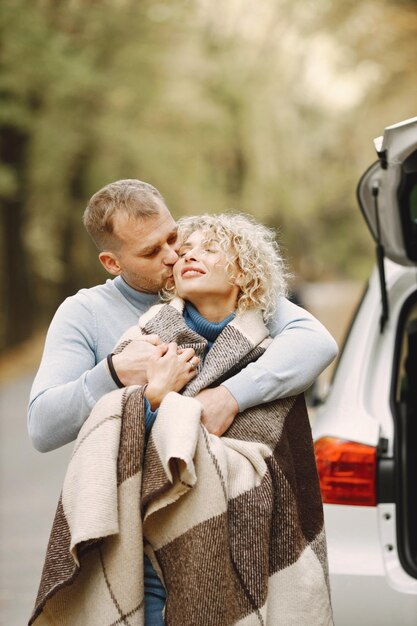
[30,298,333,626]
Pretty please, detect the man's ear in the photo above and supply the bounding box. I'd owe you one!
[98,251,122,276]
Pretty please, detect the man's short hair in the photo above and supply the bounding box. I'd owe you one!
[83,179,165,250]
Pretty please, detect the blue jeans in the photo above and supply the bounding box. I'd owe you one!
[144,554,166,625]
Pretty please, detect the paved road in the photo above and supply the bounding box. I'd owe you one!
[0,374,72,625]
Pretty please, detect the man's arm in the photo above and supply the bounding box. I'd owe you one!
[28,297,110,451]
[198,296,338,435]
[28,297,160,452]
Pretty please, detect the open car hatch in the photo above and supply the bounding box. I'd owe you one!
[357,116,417,267]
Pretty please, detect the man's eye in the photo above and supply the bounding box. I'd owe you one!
[143,249,159,258]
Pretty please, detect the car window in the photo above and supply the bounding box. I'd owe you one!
[390,290,417,578]
[395,302,417,405]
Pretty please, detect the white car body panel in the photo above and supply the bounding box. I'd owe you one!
[314,260,417,454]
[324,505,417,626]
[313,259,417,624]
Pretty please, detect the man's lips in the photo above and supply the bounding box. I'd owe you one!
[181,266,206,277]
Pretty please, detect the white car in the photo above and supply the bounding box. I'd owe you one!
[313,117,417,625]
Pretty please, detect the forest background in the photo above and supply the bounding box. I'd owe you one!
[1,0,417,352]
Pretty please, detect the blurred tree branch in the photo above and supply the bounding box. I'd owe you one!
[1,0,417,349]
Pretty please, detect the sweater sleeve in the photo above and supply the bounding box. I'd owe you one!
[221,296,338,412]
[144,398,158,443]
[28,296,119,452]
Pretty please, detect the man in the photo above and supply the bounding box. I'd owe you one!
[28,179,338,453]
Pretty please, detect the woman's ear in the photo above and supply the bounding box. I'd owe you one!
[233,271,244,287]
[98,251,122,276]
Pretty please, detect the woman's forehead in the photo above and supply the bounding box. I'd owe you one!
[181,227,218,244]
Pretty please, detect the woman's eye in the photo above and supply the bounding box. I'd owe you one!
[203,240,219,253]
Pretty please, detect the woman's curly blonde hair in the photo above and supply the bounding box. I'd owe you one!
[167,212,289,320]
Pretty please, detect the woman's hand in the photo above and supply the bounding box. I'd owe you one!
[145,342,200,409]
[111,334,164,387]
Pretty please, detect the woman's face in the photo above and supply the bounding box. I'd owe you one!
[173,230,240,311]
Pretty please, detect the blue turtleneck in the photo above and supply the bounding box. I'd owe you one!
[183,302,235,349]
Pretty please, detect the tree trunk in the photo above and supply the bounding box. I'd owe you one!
[61,151,89,302]
[0,125,34,349]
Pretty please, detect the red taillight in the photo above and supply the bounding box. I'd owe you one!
[314,437,377,506]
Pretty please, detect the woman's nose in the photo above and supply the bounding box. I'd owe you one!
[184,249,197,261]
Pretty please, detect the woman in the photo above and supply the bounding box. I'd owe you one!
[31,213,333,626]
[143,213,289,623]
[140,213,332,626]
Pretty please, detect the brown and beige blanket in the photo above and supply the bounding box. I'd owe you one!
[29,298,333,626]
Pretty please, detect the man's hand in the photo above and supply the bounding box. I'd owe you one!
[112,334,165,387]
[196,386,239,437]
[145,342,200,409]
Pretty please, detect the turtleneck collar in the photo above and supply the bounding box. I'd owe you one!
[184,302,235,348]
[114,276,159,310]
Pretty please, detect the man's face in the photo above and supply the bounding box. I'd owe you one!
[100,205,179,293]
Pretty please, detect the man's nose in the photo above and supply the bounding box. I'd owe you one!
[164,244,179,265]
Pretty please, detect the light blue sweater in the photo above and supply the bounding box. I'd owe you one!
[28,276,338,452]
